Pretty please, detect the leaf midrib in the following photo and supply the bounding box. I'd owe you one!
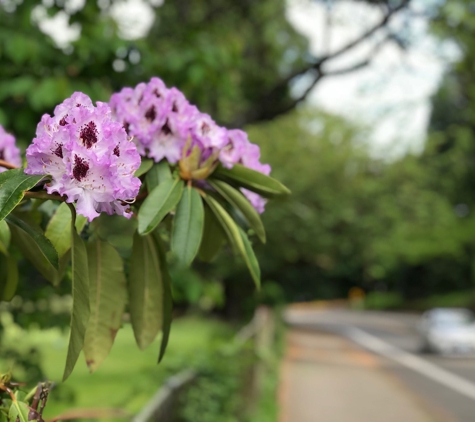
[0,176,41,220]
[142,236,161,342]
[92,241,102,351]
[147,179,180,232]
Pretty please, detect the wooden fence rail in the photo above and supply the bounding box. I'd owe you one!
[134,306,275,422]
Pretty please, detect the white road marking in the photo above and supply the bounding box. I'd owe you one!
[346,327,475,401]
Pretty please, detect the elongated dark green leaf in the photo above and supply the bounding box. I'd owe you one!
[7,214,59,272]
[198,205,226,262]
[212,164,290,198]
[138,178,184,235]
[135,158,154,177]
[203,195,261,288]
[0,220,10,255]
[238,227,261,289]
[146,160,172,192]
[63,223,90,381]
[0,173,44,222]
[45,203,87,258]
[151,231,173,362]
[84,240,126,373]
[0,168,21,187]
[129,232,171,351]
[0,254,18,301]
[171,186,204,267]
[208,179,266,243]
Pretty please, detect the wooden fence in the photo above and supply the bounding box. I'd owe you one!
[133,306,275,422]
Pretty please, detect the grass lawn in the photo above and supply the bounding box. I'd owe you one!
[0,313,233,420]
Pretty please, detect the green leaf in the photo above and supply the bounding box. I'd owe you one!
[7,214,59,273]
[92,213,137,252]
[63,222,90,381]
[50,251,71,287]
[238,227,261,289]
[8,401,28,422]
[0,254,18,301]
[135,158,154,177]
[202,195,261,288]
[0,220,10,255]
[151,231,173,362]
[0,169,21,187]
[45,203,87,258]
[138,178,184,235]
[198,205,226,262]
[208,179,266,243]
[129,232,172,352]
[0,172,44,222]
[212,164,290,197]
[83,240,126,373]
[146,160,172,192]
[171,186,204,267]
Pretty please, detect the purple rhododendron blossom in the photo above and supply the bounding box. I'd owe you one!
[25,92,141,222]
[241,189,267,214]
[0,125,21,172]
[110,77,235,168]
[110,77,271,213]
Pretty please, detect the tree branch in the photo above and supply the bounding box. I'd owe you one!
[0,159,19,170]
[238,0,410,125]
[321,33,391,77]
[323,59,370,76]
[24,191,65,202]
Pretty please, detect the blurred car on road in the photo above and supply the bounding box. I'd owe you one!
[417,308,475,355]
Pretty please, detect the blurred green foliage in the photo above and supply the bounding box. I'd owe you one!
[0,314,233,420]
[3,0,475,313]
[0,0,307,147]
[252,111,467,302]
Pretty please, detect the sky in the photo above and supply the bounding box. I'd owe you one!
[30,0,459,158]
[286,0,459,158]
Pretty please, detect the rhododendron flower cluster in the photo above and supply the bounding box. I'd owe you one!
[0,125,21,172]
[110,77,270,213]
[25,92,141,222]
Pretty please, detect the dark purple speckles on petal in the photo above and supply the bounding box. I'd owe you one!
[201,122,211,135]
[0,150,4,160]
[161,119,172,135]
[73,154,89,181]
[59,115,68,126]
[53,144,63,158]
[80,121,98,149]
[145,106,156,122]
[113,145,120,157]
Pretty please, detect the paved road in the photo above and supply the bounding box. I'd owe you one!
[285,306,475,422]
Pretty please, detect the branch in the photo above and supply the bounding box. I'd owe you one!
[318,1,408,65]
[24,191,65,202]
[322,59,370,77]
[0,159,19,170]
[321,33,391,77]
[287,0,408,84]
[269,72,325,119]
[237,0,410,125]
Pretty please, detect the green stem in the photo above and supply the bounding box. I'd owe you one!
[66,202,77,224]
